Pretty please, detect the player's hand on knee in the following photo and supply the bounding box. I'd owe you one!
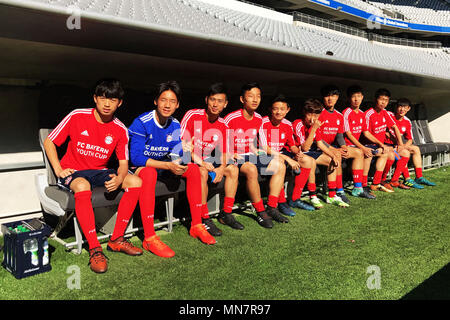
[105,174,123,192]
[57,168,75,178]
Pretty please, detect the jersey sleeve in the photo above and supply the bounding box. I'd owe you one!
[47,111,75,146]
[385,110,396,128]
[404,120,413,140]
[338,114,344,134]
[258,124,268,149]
[128,117,149,167]
[168,121,184,160]
[115,127,129,161]
[294,121,305,146]
[180,112,193,142]
[285,125,296,148]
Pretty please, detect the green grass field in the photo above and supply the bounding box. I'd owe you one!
[1,167,449,300]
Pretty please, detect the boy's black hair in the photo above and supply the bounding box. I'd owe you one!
[207,82,228,100]
[155,80,181,101]
[320,85,340,97]
[346,85,364,98]
[396,98,411,108]
[375,88,391,99]
[240,82,261,97]
[271,94,290,108]
[301,98,323,119]
[94,78,124,100]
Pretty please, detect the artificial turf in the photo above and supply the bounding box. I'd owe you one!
[0,167,449,300]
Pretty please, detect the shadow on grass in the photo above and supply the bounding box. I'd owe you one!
[402,263,450,300]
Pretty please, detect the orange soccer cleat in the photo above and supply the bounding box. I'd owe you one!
[189,223,216,245]
[107,236,143,256]
[143,235,175,258]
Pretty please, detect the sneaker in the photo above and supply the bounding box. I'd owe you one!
[266,206,289,223]
[370,184,395,193]
[278,202,297,216]
[107,236,143,256]
[256,211,273,228]
[337,192,350,204]
[326,195,350,208]
[352,187,376,199]
[217,211,244,230]
[88,247,108,273]
[381,181,395,192]
[143,235,175,258]
[404,178,424,189]
[363,186,376,198]
[390,180,411,190]
[309,196,324,209]
[415,177,436,186]
[202,218,222,237]
[190,223,216,245]
[288,199,315,212]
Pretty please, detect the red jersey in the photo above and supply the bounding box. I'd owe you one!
[318,109,344,145]
[385,111,412,144]
[364,108,395,144]
[342,107,367,145]
[292,119,323,149]
[180,108,228,160]
[259,116,296,153]
[224,109,262,155]
[48,108,129,171]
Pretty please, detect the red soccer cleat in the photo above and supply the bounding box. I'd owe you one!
[189,223,216,245]
[143,235,175,258]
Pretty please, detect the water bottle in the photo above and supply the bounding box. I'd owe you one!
[23,238,39,266]
[43,238,49,265]
[208,171,216,182]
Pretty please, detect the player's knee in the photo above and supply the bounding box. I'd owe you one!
[224,165,239,179]
[400,149,410,157]
[124,174,142,188]
[353,147,364,159]
[241,163,258,178]
[301,155,314,168]
[71,178,91,193]
[199,167,209,182]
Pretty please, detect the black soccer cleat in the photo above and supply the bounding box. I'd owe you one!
[266,206,289,223]
[217,211,244,230]
[256,211,274,228]
[202,218,222,236]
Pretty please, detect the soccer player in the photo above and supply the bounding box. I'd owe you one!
[258,94,315,215]
[44,78,143,273]
[342,85,382,198]
[180,83,243,234]
[319,85,367,202]
[128,81,216,258]
[362,88,410,192]
[386,98,436,188]
[293,98,349,208]
[224,82,288,228]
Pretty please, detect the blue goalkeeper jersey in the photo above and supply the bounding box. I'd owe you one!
[128,110,183,167]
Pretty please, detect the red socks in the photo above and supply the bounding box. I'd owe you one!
[363,175,368,187]
[308,182,317,198]
[182,163,203,226]
[201,204,210,219]
[223,197,235,214]
[74,190,100,250]
[415,167,423,179]
[328,181,337,198]
[353,169,363,188]
[382,159,395,181]
[252,199,265,212]
[291,168,311,201]
[138,167,157,239]
[111,187,141,241]
[392,157,409,181]
[267,195,278,208]
[373,170,383,185]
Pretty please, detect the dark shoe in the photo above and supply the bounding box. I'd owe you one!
[89,247,108,273]
[278,202,297,216]
[218,211,244,230]
[202,218,222,236]
[266,207,289,223]
[107,236,143,256]
[288,199,315,211]
[256,211,273,228]
[337,192,350,204]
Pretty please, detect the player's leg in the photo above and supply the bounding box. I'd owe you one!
[240,162,273,228]
[288,155,315,211]
[381,148,396,190]
[316,154,349,208]
[265,157,289,223]
[133,166,175,257]
[198,166,222,237]
[350,147,375,199]
[390,148,411,189]
[107,173,144,256]
[409,145,436,186]
[370,151,394,193]
[70,176,107,273]
[218,164,244,229]
[182,163,216,244]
